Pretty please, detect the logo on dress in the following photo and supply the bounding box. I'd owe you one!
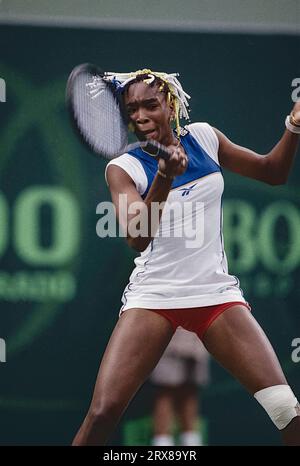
[178,183,197,196]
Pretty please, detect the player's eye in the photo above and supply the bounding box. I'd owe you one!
[126,107,136,115]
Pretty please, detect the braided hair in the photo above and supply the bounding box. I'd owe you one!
[104,69,191,137]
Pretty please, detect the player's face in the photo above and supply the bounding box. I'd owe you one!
[124,81,174,146]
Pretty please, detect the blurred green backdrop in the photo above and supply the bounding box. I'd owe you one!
[0,24,300,445]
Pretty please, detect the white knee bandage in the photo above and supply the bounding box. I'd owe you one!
[254,384,300,430]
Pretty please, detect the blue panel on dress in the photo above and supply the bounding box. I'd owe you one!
[128,129,221,199]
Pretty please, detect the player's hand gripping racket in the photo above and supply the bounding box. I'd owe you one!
[66,63,171,161]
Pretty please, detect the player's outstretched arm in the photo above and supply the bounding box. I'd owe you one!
[214,101,300,185]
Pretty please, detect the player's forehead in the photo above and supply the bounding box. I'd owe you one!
[124,81,163,105]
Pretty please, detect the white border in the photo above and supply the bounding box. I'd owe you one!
[0,14,299,35]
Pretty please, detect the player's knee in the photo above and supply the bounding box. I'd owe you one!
[254,384,300,430]
[88,398,123,424]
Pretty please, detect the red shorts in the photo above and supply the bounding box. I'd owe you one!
[150,301,251,340]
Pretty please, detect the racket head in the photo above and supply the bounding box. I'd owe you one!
[66,63,129,159]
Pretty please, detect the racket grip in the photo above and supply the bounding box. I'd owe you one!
[143,140,170,160]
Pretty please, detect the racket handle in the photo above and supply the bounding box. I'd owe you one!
[142,140,170,160]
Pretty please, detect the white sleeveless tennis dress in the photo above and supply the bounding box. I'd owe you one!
[105,123,246,314]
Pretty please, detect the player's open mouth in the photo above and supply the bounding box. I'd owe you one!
[143,129,157,139]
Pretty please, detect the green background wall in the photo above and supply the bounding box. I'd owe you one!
[0,24,299,445]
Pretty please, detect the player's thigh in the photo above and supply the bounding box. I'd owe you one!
[91,308,175,406]
[202,305,287,393]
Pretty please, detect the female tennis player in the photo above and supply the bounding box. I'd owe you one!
[72,69,300,446]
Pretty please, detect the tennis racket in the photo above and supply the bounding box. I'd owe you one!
[66,63,171,160]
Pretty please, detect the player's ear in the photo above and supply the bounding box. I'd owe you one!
[169,107,176,124]
[168,94,175,122]
[169,113,175,124]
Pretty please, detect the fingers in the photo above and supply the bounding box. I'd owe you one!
[180,153,188,167]
[293,110,300,123]
[292,102,300,123]
[159,145,188,177]
[168,148,184,169]
[173,146,188,169]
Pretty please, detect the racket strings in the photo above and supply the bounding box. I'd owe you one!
[73,72,127,158]
[68,64,170,160]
